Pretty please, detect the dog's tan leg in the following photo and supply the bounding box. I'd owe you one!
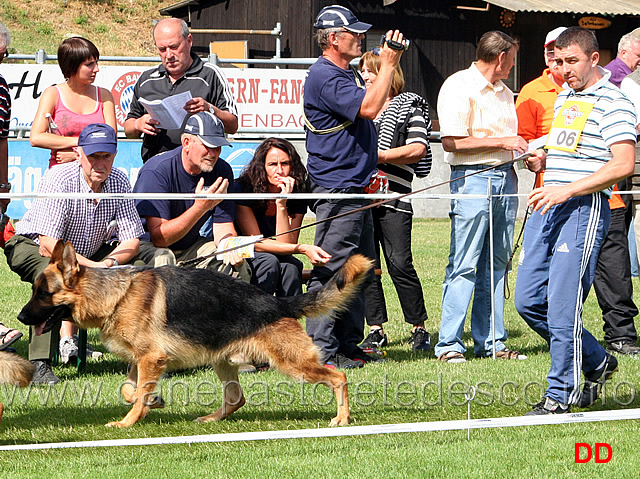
[120,362,138,404]
[120,362,165,409]
[106,353,167,428]
[195,361,245,423]
[0,402,4,425]
[255,319,350,426]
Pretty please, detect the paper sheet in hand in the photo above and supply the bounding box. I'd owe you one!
[216,235,262,260]
[515,135,548,163]
[139,91,193,130]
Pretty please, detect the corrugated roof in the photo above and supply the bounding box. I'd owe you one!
[486,0,640,15]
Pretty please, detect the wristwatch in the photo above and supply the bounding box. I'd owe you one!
[208,104,216,115]
[106,256,119,267]
[0,183,11,190]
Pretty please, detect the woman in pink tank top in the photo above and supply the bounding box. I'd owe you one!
[30,37,116,168]
[28,37,117,364]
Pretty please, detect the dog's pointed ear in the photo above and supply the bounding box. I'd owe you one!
[60,241,80,288]
[50,239,65,265]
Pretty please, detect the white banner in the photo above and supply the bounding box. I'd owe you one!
[2,63,308,134]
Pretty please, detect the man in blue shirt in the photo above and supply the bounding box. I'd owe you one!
[134,111,250,281]
[303,5,404,368]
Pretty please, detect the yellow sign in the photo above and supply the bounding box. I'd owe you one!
[546,100,595,152]
[578,17,612,30]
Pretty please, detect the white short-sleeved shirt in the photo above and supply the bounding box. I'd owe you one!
[437,63,518,166]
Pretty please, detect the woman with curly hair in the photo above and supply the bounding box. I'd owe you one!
[235,137,331,296]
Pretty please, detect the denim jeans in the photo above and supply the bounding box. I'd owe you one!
[435,164,518,357]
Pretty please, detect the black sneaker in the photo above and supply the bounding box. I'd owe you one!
[31,360,60,385]
[606,340,640,355]
[524,397,570,416]
[360,328,387,349]
[578,352,618,408]
[324,353,364,370]
[350,348,385,364]
[410,327,431,351]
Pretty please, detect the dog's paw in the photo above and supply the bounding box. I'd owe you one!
[329,415,350,426]
[105,420,128,428]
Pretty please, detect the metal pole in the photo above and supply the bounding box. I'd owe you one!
[274,22,282,60]
[488,178,496,360]
[35,49,46,64]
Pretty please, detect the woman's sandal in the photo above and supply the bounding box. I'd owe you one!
[0,324,23,351]
[438,351,466,363]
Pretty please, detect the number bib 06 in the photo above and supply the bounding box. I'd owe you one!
[545,100,594,152]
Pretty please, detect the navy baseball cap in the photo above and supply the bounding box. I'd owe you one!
[314,5,372,33]
[184,111,230,148]
[78,123,117,156]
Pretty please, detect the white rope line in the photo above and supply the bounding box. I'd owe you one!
[1,190,638,201]
[1,408,638,451]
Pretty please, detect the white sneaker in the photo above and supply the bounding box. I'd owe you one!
[59,336,79,365]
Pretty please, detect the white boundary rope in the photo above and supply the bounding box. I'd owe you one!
[1,408,639,451]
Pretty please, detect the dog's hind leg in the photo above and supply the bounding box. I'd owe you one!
[106,352,168,427]
[195,361,245,423]
[255,318,350,426]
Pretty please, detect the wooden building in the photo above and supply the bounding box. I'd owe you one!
[160,0,639,118]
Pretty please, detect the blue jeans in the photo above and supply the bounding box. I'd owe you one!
[435,164,518,357]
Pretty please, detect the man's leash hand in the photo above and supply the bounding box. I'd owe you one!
[523,149,547,173]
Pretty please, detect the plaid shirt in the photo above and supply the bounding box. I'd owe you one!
[15,162,143,257]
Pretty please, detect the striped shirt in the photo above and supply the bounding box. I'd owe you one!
[0,74,10,139]
[543,68,637,191]
[375,92,431,213]
[437,63,518,166]
[15,162,144,257]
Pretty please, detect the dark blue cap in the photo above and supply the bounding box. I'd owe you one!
[314,5,372,33]
[184,111,230,148]
[78,123,117,156]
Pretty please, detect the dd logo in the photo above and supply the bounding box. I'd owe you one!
[574,443,612,463]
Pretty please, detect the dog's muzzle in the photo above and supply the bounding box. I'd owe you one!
[17,304,72,335]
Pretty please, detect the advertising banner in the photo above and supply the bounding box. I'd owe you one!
[3,64,307,134]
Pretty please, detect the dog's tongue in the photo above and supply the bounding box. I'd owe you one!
[34,322,46,336]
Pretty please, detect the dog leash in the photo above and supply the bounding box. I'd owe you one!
[177,156,527,267]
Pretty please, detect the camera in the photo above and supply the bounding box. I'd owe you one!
[380,35,410,51]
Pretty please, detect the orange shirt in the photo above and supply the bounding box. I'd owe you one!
[516,69,564,188]
[516,69,564,141]
[610,185,625,210]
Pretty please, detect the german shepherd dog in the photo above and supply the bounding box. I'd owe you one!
[17,240,372,428]
[0,351,34,425]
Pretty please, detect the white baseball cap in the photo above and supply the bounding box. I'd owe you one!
[544,27,567,48]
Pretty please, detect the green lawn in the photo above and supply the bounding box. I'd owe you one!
[0,218,638,477]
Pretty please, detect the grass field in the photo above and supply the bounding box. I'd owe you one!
[0,218,639,477]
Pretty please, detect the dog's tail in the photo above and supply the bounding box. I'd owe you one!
[0,351,35,388]
[285,254,373,319]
